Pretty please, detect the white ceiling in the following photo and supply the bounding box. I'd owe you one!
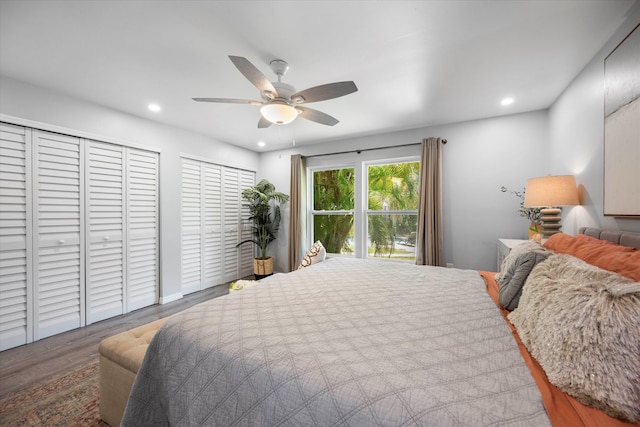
[0,0,636,152]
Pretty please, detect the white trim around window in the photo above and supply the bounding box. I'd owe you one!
[306,151,420,261]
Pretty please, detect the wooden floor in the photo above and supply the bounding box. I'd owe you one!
[0,284,230,399]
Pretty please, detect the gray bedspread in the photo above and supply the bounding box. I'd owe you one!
[122,258,550,426]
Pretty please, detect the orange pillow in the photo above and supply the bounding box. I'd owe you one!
[543,233,578,253]
[544,233,640,282]
[595,251,640,282]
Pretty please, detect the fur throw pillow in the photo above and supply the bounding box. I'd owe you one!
[508,254,640,422]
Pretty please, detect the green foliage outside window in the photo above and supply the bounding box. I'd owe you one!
[367,162,419,259]
[312,161,420,260]
[313,168,355,254]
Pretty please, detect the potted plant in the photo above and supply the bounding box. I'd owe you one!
[501,186,542,242]
[236,179,289,278]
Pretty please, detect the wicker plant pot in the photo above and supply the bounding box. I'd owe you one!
[253,257,274,278]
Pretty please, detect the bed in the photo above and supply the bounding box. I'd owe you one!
[121,228,640,426]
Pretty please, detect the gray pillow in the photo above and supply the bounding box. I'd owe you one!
[496,241,549,283]
[498,251,549,310]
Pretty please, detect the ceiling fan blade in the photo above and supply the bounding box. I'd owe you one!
[257,116,272,128]
[228,55,278,97]
[192,97,263,105]
[296,107,339,126]
[291,81,358,104]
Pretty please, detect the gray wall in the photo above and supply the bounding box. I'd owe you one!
[549,3,640,235]
[260,110,549,272]
[0,76,259,301]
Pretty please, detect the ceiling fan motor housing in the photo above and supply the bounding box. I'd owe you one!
[265,82,296,103]
[269,59,289,77]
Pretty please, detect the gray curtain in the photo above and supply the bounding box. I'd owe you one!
[416,137,444,266]
[288,154,306,271]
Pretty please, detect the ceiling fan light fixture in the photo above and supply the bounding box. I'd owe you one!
[260,102,299,125]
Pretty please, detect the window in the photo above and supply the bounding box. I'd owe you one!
[312,167,355,255]
[366,161,419,262]
[309,157,420,262]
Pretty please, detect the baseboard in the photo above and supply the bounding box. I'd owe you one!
[159,292,183,305]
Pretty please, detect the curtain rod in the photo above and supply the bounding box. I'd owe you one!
[305,139,447,158]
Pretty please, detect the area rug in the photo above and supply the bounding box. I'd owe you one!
[0,358,107,426]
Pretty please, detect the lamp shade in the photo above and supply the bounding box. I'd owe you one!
[523,175,579,207]
[260,102,299,125]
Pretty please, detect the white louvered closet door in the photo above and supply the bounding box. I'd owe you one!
[203,163,222,289]
[0,123,33,351]
[181,158,203,294]
[86,142,159,322]
[33,130,84,340]
[222,168,241,283]
[86,141,125,324]
[181,159,255,293]
[238,169,255,278]
[221,168,255,283]
[0,124,159,349]
[126,149,159,311]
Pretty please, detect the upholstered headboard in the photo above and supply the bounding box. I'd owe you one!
[579,227,640,249]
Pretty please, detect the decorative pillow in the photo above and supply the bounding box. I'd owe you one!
[297,240,327,269]
[498,251,549,311]
[496,240,550,283]
[542,232,578,253]
[544,232,640,281]
[508,254,640,422]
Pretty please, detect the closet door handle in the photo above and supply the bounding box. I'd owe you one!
[58,239,65,245]
[103,236,110,241]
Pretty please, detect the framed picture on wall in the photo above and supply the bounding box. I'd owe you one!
[603,23,640,217]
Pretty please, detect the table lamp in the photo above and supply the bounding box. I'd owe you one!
[523,175,579,240]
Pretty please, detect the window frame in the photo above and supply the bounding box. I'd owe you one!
[362,158,420,262]
[307,153,420,262]
[308,163,357,257]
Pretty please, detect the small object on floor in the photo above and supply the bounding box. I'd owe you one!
[229,279,259,291]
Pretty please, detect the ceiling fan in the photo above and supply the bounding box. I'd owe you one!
[193,56,358,128]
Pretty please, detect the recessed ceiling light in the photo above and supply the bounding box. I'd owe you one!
[500,97,514,106]
[257,141,266,147]
[148,103,161,112]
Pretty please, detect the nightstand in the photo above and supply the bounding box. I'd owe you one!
[497,239,530,271]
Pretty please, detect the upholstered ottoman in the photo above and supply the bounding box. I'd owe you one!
[98,317,167,427]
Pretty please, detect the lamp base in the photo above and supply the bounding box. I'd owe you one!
[540,207,562,240]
